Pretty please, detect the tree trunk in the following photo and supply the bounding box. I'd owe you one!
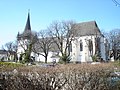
[45,56,47,63]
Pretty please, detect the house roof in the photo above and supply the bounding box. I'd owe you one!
[74,21,101,36]
[0,50,8,54]
[0,50,16,55]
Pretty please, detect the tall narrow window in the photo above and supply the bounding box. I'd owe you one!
[95,37,100,56]
[80,41,83,51]
[68,43,72,52]
[88,39,93,55]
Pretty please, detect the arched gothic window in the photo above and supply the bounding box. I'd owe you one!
[88,39,93,55]
[68,43,72,52]
[80,40,83,51]
[95,37,101,56]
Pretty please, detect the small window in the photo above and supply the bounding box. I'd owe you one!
[80,41,83,51]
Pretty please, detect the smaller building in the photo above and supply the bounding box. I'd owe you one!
[0,50,16,61]
[0,50,8,61]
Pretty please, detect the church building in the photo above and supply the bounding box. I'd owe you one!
[17,13,109,63]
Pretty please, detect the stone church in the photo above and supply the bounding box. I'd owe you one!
[17,13,109,63]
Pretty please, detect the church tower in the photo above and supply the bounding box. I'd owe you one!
[17,12,32,40]
[17,12,32,61]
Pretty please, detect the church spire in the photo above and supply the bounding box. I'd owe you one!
[24,11,31,31]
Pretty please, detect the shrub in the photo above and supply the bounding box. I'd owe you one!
[92,55,98,62]
[60,53,71,64]
[0,63,120,90]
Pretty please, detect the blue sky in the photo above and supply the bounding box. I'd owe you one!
[0,0,120,48]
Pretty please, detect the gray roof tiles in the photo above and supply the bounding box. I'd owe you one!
[74,21,101,36]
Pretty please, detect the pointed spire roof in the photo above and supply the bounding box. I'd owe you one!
[24,12,31,31]
[17,11,35,40]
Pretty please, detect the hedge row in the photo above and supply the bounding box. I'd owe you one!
[0,63,120,90]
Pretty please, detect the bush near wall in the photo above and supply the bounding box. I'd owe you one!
[0,63,120,90]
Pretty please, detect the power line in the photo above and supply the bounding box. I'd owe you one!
[112,0,120,7]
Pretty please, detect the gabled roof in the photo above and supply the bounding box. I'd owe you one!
[74,21,101,36]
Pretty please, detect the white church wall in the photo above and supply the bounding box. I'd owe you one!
[32,34,107,63]
[70,35,105,63]
[17,39,28,54]
[17,35,108,63]
[17,39,29,61]
[34,51,60,63]
[82,36,95,62]
[100,36,106,60]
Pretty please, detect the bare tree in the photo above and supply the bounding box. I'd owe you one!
[108,29,120,60]
[17,31,38,63]
[33,30,53,63]
[11,41,18,62]
[3,41,18,61]
[48,20,76,63]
